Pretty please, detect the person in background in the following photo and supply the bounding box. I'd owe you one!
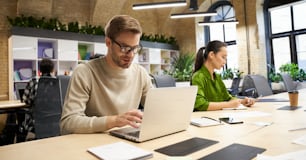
[191,40,255,111]
[23,58,55,106]
[60,15,152,134]
[19,58,54,141]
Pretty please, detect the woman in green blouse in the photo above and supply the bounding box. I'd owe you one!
[191,40,255,111]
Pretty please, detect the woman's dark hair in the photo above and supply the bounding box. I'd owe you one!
[40,59,54,76]
[193,40,227,73]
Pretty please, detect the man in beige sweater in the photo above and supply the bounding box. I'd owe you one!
[60,15,152,134]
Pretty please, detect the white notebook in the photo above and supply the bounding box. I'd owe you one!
[87,142,153,160]
[222,104,248,110]
[191,117,223,127]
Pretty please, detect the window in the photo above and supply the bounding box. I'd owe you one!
[267,1,306,72]
[270,6,292,34]
[293,2,306,30]
[204,1,238,70]
[296,34,306,70]
[272,37,291,71]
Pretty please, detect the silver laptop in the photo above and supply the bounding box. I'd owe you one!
[109,86,198,142]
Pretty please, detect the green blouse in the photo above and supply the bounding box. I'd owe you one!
[191,66,235,111]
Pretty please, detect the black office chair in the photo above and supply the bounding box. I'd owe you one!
[33,77,62,139]
[241,75,273,98]
[57,75,71,104]
[227,77,241,96]
[150,74,176,88]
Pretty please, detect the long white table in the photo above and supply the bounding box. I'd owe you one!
[0,100,27,110]
[0,90,305,160]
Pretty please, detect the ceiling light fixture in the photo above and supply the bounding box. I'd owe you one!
[198,20,239,26]
[170,12,217,19]
[132,1,187,10]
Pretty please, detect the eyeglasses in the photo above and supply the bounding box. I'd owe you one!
[111,38,142,54]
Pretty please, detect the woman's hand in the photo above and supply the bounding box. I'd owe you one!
[241,97,255,107]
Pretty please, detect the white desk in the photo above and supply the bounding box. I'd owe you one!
[0,90,305,160]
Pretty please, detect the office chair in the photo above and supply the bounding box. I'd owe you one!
[241,75,273,98]
[33,77,62,139]
[227,77,241,96]
[280,73,299,92]
[150,74,176,88]
[57,75,71,104]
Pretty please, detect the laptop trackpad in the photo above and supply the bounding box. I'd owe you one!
[112,127,140,138]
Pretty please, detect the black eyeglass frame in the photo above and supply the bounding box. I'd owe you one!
[111,38,142,54]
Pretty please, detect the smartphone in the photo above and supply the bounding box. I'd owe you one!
[219,117,243,124]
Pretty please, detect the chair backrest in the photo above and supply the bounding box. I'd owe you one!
[33,77,62,139]
[57,75,71,104]
[280,73,297,92]
[241,75,273,98]
[150,74,176,88]
[228,77,241,96]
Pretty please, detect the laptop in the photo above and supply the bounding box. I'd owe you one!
[109,86,198,143]
[14,82,28,101]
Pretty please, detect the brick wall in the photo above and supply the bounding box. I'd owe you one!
[0,0,265,100]
[0,0,17,100]
[233,0,267,77]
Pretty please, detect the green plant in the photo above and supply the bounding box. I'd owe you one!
[141,33,177,46]
[267,64,281,83]
[167,53,195,82]
[7,15,105,36]
[298,69,306,81]
[268,72,282,83]
[221,68,234,80]
[221,68,243,80]
[279,63,300,81]
[7,15,177,46]
[233,69,243,78]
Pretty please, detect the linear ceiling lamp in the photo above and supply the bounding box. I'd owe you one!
[198,20,239,26]
[132,1,187,10]
[170,12,217,19]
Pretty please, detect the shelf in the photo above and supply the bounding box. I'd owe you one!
[9,28,179,100]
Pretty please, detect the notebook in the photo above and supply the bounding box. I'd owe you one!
[222,104,248,110]
[191,117,223,127]
[109,86,198,143]
[88,141,153,160]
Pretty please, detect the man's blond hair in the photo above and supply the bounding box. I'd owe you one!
[105,15,142,40]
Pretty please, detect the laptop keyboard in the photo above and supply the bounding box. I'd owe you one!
[127,131,140,137]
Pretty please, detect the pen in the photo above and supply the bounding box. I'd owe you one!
[201,116,220,122]
[288,127,306,132]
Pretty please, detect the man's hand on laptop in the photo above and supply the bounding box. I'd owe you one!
[107,109,143,129]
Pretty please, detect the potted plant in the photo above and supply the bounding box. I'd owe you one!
[268,64,285,91]
[221,68,243,88]
[279,63,300,81]
[167,53,195,86]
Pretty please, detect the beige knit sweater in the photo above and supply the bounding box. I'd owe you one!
[60,57,152,134]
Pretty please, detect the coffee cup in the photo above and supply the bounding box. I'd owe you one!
[288,90,299,107]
